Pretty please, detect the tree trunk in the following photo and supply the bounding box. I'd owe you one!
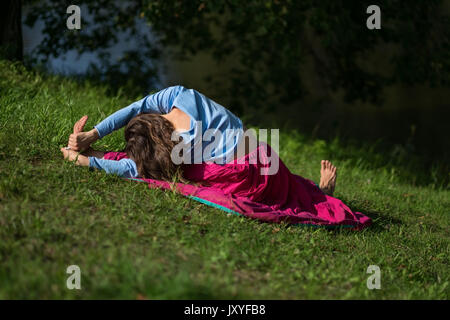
[0,0,23,60]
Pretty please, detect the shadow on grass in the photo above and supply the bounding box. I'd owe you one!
[356,208,402,234]
[272,122,449,189]
[337,196,403,234]
[282,202,403,234]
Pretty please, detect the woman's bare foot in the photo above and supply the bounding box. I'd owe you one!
[319,160,337,196]
[73,115,88,134]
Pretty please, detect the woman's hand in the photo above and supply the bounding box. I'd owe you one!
[67,115,99,151]
[60,148,89,166]
[68,130,98,151]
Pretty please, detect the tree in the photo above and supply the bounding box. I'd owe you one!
[22,0,450,112]
[0,0,23,60]
[23,0,160,95]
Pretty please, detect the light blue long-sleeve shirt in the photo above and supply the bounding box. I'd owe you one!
[89,85,243,178]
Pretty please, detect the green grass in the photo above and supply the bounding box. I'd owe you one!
[0,60,448,299]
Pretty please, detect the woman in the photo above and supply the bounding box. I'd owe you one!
[60,85,370,229]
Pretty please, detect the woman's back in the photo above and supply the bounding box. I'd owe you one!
[88,85,246,178]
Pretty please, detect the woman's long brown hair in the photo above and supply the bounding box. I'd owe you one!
[124,113,190,184]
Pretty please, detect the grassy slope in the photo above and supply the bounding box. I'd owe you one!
[0,60,448,299]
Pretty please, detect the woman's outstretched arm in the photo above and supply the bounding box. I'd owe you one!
[88,157,138,178]
[60,148,90,166]
[60,147,138,178]
[67,85,185,151]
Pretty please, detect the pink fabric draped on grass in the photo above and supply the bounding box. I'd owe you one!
[104,142,371,230]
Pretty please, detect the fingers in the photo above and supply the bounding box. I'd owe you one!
[68,133,76,144]
[68,133,80,151]
[67,144,79,152]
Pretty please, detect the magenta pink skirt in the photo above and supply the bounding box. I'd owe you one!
[104,142,371,230]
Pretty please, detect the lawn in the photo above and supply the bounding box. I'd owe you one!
[0,60,448,299]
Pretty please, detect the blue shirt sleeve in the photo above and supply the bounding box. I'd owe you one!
[94,85,185,138]
[88,157,139,178]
